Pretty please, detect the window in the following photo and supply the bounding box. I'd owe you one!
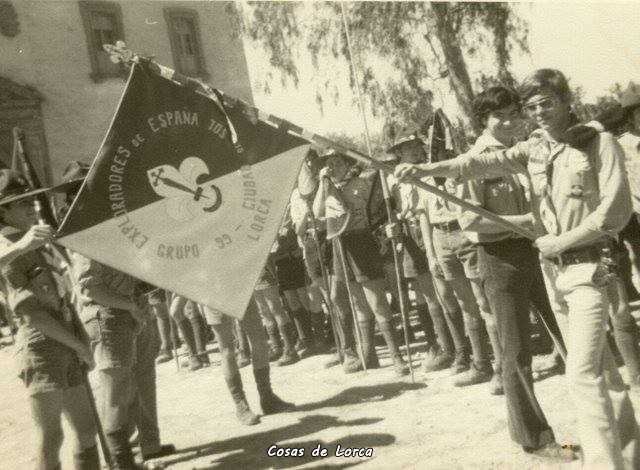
[164,8,208,78]
[79,1,124,81]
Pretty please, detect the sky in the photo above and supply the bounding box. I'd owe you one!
[241,1,640,139]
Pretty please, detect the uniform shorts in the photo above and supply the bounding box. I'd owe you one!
[255,258,278,291]
[18,337,84,396]
[432,227,480,281]
[400,235,429,279]
[274,254,307,291]
[331,230,384,283]
[83,306,137,370]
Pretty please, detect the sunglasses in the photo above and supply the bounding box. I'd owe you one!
[523,97,558,114]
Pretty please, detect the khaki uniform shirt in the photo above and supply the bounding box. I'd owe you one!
[617,131,640,214]
[70,252,137,321]
[0,226,73,347]
[335,172,377,232]
[458,132,530,244]
[453,130,632,247]
[425,177,463,225]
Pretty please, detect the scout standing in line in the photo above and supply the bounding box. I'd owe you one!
[385,128,460,374]
[70,249,148,469]
[396,68,640,469]
[0,169,98,470]
[458,86,573,460]
[200,298,295,426]
[409,121,499,390]
[314,150,409,376]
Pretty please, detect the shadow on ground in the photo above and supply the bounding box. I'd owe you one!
[154,415,394,469]
[295,380,426,412]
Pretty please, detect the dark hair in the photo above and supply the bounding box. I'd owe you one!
[519,68,571,103]
[473,86,521,124]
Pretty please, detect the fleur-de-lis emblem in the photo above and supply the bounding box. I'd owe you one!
[147,157,222,221]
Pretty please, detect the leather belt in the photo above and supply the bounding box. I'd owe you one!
[432,220,460,232]
[550,245,601,267]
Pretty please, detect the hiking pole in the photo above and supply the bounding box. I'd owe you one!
[13,128,115,469]
[378,177,416,383]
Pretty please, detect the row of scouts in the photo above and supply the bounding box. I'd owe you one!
[272,68,640,468]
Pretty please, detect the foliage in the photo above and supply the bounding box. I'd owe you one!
[236,2,530,141]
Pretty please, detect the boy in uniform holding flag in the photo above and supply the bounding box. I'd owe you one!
[0,169,98,470]
[395,68,640,469]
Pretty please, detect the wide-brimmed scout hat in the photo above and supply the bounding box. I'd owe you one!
[386,126,424,153]
[620,83,640,111]
[0,169,50,207]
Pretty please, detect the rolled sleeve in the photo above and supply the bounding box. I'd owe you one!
[69,252,103,294]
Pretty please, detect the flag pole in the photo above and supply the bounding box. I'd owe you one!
[13,128,114,470]
[103,42,535,241]
[339,3,414,381]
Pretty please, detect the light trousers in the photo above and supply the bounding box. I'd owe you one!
[541,260,640,469]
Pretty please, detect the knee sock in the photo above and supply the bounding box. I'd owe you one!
[73,445,99,470]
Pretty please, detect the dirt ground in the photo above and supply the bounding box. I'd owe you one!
[1,305,639,470]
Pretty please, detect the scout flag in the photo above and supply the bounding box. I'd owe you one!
[57,63,308,319]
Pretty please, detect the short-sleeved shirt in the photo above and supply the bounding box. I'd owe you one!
[337,173,376,232]
[458,132,531,244]
[425,177,463,225]
[0,226,73,348]
[454,129,632,246]
[70,252,137,321]
[617,131,640,214]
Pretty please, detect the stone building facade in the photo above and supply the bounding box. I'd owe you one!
[0,0,252,185]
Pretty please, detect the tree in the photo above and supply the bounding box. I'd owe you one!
[233,1,529,140]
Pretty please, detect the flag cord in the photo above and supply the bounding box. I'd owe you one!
[339,3,415,382]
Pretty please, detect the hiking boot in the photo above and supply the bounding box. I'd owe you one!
[295,338,314,358]
[268,345,283,362]
[324,353,342,369]
[254,366,295,415]
[187,355,203,372]
[421,348,454,373]
[225,373,260,426]
[391,354,410,377]
[452,352,470,374]
[342,349,363,374]
[276,348,299,367]
[155,350,173,365]
[489,372,504,396]
[524,442,578,463]
[235,399,260,425]
[198,352,211,367]
[453,362,492,387]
